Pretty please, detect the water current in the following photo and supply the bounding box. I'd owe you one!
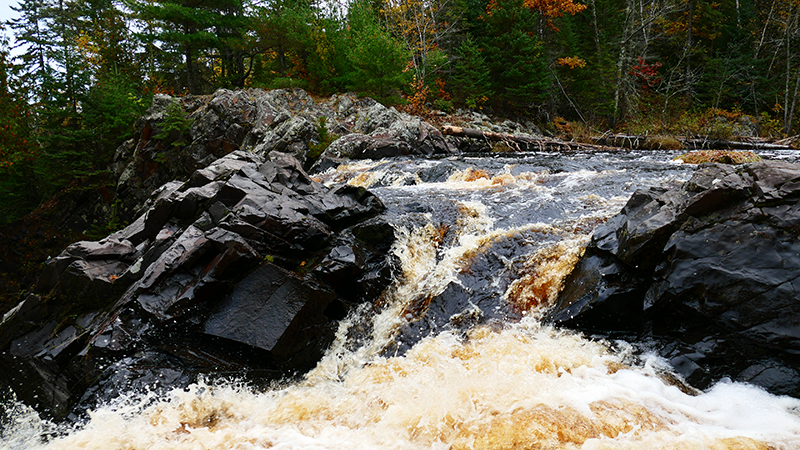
[3,150,800,449]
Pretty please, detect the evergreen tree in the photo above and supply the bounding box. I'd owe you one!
[9,0,58,103]
[82,72,151,160]
[451,35,493,108]
[0,42,39,224]
[251,0,317,84]
[479,0,551,109]
[76,0,143,82]
[9,0,94,194]
[129,0,249,94]
[345,2,410,100]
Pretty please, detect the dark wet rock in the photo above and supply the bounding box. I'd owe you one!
[550,161,800,397]
[70,351,193,422]
[314,217,398,304]
[204,263,339,370]
[0,149,391,420]
[311,104,455,172]
[0,294,43,347]
[0,88,456,325]
[386,228,554,356]
[0,347,74,418]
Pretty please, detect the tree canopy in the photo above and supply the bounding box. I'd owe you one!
[2,0,800,223]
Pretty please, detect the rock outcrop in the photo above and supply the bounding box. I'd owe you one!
[549,161,800,397]
[0,150,396,420]
[114,88,455,220]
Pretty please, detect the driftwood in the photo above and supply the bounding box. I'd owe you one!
[681,138,793,150]
[774,135,799,147]
[441,125,603,152]
[594,133,796,151]
[443,127,797,152]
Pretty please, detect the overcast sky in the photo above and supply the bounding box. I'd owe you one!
[0,0,19,51]
[0,0,17,40]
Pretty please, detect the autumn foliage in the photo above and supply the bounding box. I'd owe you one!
[1,0,800,227]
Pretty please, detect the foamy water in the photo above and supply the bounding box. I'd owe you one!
[4,152,800,449]
[10,322,800,450]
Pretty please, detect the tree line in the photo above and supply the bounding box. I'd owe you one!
[1,0,800,223]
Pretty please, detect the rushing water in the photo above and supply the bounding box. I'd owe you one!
[4,150,800,450]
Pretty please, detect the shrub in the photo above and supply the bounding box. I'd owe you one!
[433,98,453,113]
[268,77,309,90]
[155,99,193,146]
[308,116,338,162]
[759,112,783,138]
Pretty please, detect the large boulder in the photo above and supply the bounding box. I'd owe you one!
[0,150,395,419]
[0,89,453,322]
[549,161,800,397]
[311,100,455,171]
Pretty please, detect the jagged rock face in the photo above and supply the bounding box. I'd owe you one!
[0,150,396,419]
[114,88,454,221]
[314,107,454,169]
[550,161,800,397]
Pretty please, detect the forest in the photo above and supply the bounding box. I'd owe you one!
[1,0,800,224]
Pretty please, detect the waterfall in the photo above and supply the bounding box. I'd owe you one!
[3,151,800,450]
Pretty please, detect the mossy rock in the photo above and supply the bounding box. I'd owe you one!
[674,150,762,165]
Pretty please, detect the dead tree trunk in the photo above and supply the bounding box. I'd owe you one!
[441,126,600,151]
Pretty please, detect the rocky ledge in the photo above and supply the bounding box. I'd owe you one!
[550,160,800,397]
[113,88,456,222]
[0,150,396,420]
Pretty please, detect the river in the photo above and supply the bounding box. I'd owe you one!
[3,150,800,449]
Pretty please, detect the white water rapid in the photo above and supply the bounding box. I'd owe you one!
[3,151,800,450]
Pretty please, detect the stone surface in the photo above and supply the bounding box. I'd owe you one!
[0,149,392,420]
[549,161,800,397]
[204,263,339,369]
[311,102,455,171]
[113,89,454,222]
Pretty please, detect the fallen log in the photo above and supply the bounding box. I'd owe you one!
[680,138,794,150]
[774,135,799,147]
[441,125,604,152]
[593,133,795,151]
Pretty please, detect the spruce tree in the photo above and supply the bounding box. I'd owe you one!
[345,2,410,101]
[0,42,39,224]
[129,0,249,94]
[478,0,551,109]
[452,35,493,108]
[9,0,58,103]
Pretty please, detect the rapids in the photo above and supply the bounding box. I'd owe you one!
[3,150,800,450]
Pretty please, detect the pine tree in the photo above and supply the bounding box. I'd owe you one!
[129,0,250,94]
[479,0,551,109]
[345,2,410,101]
[451,35,493,108]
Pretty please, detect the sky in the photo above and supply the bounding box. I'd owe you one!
[0,0,17,41]
[0,0,19,53]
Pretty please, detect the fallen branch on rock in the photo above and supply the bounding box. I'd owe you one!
[680,137,794,150]
[593,133,795,150]
[441,125,605,152]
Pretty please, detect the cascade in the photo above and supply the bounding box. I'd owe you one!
[3,150,800,450]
